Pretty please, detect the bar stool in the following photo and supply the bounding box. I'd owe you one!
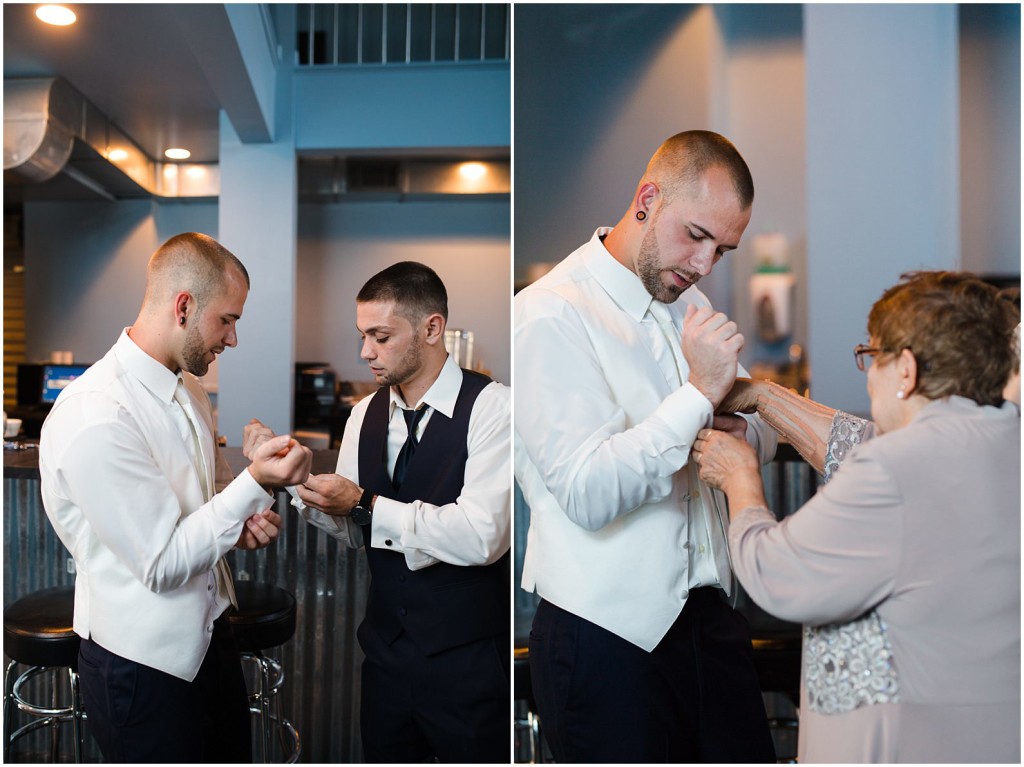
[737,587,801,763]
[513,646,544,763]
[3,586,85,763]
[228,581,300,763]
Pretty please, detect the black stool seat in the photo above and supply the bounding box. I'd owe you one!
[3,586,79,669]
[228,582,296,652]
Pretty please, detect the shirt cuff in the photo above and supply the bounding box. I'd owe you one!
[369,495,409,550]
[368,497,438,570]
[211,468,274,527]
[650,382,714,451]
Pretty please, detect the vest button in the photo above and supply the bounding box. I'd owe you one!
[398,607,407,617]
[385,539,393,546]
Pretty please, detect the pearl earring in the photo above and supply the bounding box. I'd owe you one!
[896,387,906,400]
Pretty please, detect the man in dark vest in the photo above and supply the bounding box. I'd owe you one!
[243,261,510,763]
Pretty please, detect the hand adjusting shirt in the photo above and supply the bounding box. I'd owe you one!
[297,354,511,571]
[515,228,777,651]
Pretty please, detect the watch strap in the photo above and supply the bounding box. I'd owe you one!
[358,486,375,511]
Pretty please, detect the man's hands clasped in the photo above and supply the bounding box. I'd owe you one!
[243,418,361,518]
[245,433,313,490]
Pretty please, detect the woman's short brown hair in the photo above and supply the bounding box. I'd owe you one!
[867,271,1020,406]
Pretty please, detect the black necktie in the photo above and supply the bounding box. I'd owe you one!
[392,407,427,489]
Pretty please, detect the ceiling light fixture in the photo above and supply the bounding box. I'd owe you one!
[107,148,128,162]
[185,166,206,178]
[35,5,76,26]
[164,148,191,160]
[458,162,487,181]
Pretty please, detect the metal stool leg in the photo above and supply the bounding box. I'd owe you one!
[68,667,85,764]
[258,652,272,762]
[4,659,17,763]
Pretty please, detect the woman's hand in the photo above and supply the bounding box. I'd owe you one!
[692,428,767,515]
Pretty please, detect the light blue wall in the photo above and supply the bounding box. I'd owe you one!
[296,200,511,386]
[514,4,711,285]
[805,4,959,415]
[514,3,1018,415]
[23,199,218,365]
[513,4,807,369]
[295,64,510,151]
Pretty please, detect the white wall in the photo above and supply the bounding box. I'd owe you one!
[296,200,511,385]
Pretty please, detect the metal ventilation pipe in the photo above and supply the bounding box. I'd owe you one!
[3,77,81,183]
[4,76,218,199]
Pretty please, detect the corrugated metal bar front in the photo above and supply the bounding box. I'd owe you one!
[4,479,370,763]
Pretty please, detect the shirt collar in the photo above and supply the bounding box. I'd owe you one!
[113,328,181,405]
[581,227,657,322]
[388,354,462,419]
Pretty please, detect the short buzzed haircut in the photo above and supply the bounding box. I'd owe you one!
[144,232,249,314]
[646,130,754,210]
[357,261,448,322]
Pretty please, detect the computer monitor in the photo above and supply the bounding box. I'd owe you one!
[41,364,89,404]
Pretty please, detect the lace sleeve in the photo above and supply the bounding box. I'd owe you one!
[822,411,874,483]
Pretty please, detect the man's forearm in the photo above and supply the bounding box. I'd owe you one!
[755,381,835,474]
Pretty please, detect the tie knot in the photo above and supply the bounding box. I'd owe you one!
[403,406,427,439]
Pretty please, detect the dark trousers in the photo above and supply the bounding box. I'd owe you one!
[529,589,776,763]
[77,615,251,764]
[360,630,509,763]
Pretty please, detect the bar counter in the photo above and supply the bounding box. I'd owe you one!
[4,442,368,762]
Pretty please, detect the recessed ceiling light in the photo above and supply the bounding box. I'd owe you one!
[35,5,76,26]
[185,166,206,178]
[458,162,487,180]
[107,148,128,162]
[164,148,191,160]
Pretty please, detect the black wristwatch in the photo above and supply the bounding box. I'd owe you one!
[351,487,376,526]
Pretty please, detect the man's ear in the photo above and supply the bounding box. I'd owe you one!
[422,313,446,345]
[174,292,193,325]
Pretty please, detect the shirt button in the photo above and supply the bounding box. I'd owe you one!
[698,544,706,554]
[385,539,393,547]
[398,607,407,617]
[208,624,214,633]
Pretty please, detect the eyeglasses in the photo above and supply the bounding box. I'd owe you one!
[853,344,883,372]
[854,344,930,373]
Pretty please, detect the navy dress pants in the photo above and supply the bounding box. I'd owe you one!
[360,630,510,763]
[529,588,776,763]
[77,615,251,763]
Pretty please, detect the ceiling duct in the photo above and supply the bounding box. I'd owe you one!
[4,77,218,201]
[298,157,510,203]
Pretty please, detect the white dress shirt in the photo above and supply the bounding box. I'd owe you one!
[39,329,273,681]
[298,354,511,571]
[515,229,777,651]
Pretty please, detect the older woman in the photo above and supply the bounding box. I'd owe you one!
[693,271,1020,763]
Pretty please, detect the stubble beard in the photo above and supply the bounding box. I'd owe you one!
[378,334,424,388]
[182,321,211,377]
[638,226,700,304]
